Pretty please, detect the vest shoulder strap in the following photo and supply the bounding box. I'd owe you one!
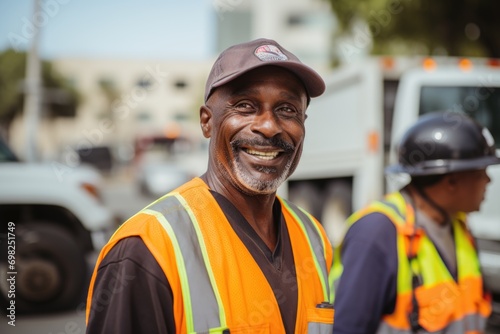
[146,188,228,333]
[280,197,332,303]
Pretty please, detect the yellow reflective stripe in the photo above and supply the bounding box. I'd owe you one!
[410,258,420,276]
[345,201,405,230]
[414,217,479,286]
[175,194,228,329]
[143,193,228,332]
[142,208,196,332]
[396,233,412,293]
[385,192,407,214]
[345,209,365,226]
[332,195,410,299]
[302,208,328,264]
[305,208,331,302]
[454,221,481,279]
[330,246,343,302]
[282,200,330,302]
[328,271,335,303]
[417,237,454,285]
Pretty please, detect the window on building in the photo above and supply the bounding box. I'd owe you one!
[137,77,152,89]
[136,111,152,122]
[288,14,305,26]
[173,79,188,90]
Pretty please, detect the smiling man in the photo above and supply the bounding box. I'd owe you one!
[86,38,334,334]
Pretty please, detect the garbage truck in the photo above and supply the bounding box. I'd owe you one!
[282,55,500,322]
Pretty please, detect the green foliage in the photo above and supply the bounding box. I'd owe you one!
[327,0,500,58]
[0,50,26,124]
[0,49,80,130]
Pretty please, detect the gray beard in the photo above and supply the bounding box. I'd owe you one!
[232,156,292,195]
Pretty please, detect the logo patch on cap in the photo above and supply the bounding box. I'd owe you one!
[254,45,288,61]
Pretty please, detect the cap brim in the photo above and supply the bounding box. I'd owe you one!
[209,61,325,100]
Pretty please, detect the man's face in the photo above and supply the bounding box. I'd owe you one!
[201,66,308,195]
[450,169,491,213]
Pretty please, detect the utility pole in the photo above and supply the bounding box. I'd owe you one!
[23,0,42,162]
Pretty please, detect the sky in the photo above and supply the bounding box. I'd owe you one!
[0,0,216,60]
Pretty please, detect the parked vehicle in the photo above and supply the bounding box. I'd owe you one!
[137,161,194,199]
[134,133,208,198]
[281,56,500,324]
[0,136,117,314]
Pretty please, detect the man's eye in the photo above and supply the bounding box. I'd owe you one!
[277,106,297,115]
[234,103,253,111]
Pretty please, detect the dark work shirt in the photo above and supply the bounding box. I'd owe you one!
[86,237,175,333]
[332,212,398,334]
[86,191,298,334]
[332,205,460,334]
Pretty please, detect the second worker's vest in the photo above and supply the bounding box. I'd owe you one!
[332,191,491,334]
[87,177,334,333]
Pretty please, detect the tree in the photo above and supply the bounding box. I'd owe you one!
[0,49,79,137]
[327,0,500,59]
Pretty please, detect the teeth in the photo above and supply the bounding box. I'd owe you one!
[246,149,279,160]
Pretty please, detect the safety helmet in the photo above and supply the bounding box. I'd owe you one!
[386,111,500,176]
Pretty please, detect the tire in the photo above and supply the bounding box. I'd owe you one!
[320,181,353,247]
[0,222,87,314]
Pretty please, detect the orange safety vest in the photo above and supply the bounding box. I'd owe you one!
[332,191,491,334]
[87,177,334,333]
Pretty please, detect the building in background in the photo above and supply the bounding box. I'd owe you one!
[215,0,335,73]
[9,58,211,167]
[8,0,336,170]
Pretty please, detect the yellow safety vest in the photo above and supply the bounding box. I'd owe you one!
[332,191,491,333]
[87,177,334,333]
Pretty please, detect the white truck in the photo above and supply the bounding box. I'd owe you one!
[283,56,500,323]
[0,136,117,314]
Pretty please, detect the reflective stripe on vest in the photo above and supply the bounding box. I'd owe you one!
[333,191,491,334]
[377,312,488,334]
[146,193,227,333]
[330,198,411,301]
[143,192,332,333]
[308,321,335,334]
[281,199,331,303]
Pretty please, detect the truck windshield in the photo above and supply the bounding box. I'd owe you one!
[419,86,500,148]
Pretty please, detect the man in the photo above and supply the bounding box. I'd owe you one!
[332,112,498,333]
[86,38,334,333]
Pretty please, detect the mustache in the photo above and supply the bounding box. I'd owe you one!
[231,137,295,153]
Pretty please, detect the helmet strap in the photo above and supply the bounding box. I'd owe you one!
[413,184,450,224]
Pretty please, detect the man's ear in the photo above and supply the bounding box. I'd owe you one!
[200,105,212,138]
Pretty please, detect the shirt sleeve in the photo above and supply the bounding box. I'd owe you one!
[332,212,398,334]
[86,237,175,334]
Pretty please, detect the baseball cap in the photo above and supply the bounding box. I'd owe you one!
[204,38,326,102]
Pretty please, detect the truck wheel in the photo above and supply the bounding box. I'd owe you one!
[0,223,87,314]
[321,182,353,247]
[288,182,322,220]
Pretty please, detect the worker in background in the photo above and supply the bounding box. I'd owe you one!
[332,111,499,333]
[85,38,334,334]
